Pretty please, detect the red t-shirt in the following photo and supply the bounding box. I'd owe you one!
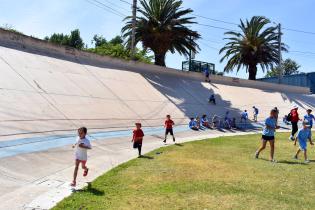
[165,119,174,129]
[133,129,144,143]
[290,109,299,122]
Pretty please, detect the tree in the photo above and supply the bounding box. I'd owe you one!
[219,16,287,80]
[265,58,300,78]
[109,36,123,45]
[92,35,107,47]
[122,0,200,66]
[45,29,84,49]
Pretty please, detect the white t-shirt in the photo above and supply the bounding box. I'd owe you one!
[75,137,91,161]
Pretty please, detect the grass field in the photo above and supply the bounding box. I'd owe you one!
[53,133,315,210]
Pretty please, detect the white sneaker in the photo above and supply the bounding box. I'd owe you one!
[270,159,277,163]
[305,160,310,164]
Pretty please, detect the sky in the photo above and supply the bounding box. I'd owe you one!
[1,0,315,79]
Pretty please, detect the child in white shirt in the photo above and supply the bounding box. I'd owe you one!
[71,127,92,187]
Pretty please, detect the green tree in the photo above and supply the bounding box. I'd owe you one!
[265,58,300,78]
[45,29,84,49]
[219,16,287,80]
[92,35,107,47]
[109,36,123,45]
[122,0,200,66]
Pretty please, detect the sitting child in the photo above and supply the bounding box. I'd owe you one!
[212,115,219,128]
[209,94,216,105]
[189,118,199,131]
[201,114,211,128]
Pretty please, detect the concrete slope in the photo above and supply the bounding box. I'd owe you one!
[0,44,314,143]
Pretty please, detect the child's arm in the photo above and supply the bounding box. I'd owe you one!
[79,143,91,149]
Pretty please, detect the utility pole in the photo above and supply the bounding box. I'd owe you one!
[278,23,282,84]
[131,0,137,60]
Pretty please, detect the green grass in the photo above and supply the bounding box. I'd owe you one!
[53,133,315,210]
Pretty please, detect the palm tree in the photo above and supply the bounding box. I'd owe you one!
[219,16,287,80]
[122,0,200,66]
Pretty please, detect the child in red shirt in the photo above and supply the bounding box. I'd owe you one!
[164,115,175,143]
[132,122,144,157]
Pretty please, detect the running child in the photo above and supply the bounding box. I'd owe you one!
[71,127,92,187]
[293,120,313,163]
[164,115,175,143]
[255,109,280,162]
[304,109,314,129]
[132,122,144,157]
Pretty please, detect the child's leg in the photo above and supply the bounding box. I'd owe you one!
[72,160,80,185]
[295,149,301,158]
[81,160,87,170]
[269,140,275,160]
[138,145,142,156]
[304,149,307,161]
[256,139,267,155]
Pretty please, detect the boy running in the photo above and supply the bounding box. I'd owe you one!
[71,127,91,187]
[304,109,314,129]
[293,120,313,163]
[255,109,280,162]
[132,122,144,157]
[164,115,175,143]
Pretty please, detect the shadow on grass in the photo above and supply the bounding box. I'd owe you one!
[139,155,154,159]
[258,158,306,165]
[73,182,105,196]
[175,143,184,147]
[276,160,306,165]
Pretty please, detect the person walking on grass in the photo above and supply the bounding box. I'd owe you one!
[255,109,280,162]
[289,105,300,141]
[132,122,144,157]
[293,120,313,163]
[71,127,92,187]
[164,115,175,143]
[304,109,314,129]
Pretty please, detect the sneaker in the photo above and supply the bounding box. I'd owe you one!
[270,159,277,163]
[163,139,166,143]
[289,136,295,141]
[70,181,76,187]
[305,160,310,164]
[255,152,259,159]
[83,168,89,177]
[293,155,298,160]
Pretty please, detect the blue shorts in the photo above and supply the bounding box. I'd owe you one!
[299,140,307,151]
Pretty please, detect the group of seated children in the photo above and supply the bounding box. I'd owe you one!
[189,113,237,131]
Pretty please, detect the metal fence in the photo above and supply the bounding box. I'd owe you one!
[258,72,315,94]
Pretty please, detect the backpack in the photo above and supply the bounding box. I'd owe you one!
[286,113,292,122]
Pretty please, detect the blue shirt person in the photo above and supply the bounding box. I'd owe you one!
[293,120,314,163]
[189,118,198,130]
[304,109,314,128]
[262,117,277,137]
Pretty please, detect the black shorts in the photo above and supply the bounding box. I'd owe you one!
[262,135,275,141]
[165,128,174,135]
[133,142,142,149]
